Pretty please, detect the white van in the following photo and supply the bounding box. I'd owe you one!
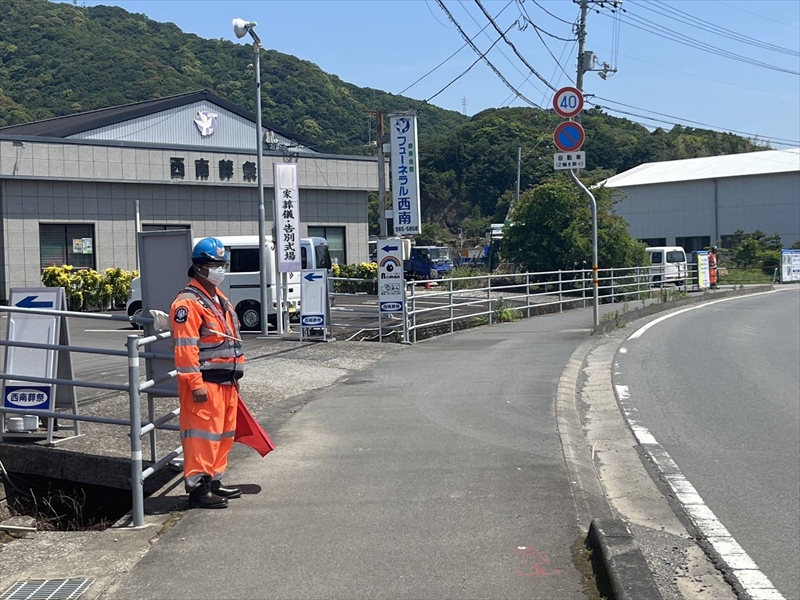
[646,246,688,286]
[127,235,330,332]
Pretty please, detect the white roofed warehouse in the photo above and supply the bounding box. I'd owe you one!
[600,148,800,253]
[0,90,378,303]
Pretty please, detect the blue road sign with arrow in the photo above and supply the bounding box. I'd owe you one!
[303,272,323,282]
[15,295,54,309]
[382,244,399,253]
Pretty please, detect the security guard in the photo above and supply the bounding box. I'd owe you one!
[170,237,245,509]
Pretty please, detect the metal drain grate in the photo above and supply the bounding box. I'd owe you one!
[1,579,93,600]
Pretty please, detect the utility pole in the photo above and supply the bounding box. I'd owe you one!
[367,111,388,237]
[576,0,589,95]
[515,146,521,206]
[575,0,618,96]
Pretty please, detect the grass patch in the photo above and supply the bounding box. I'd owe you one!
[719,267,775,285]
[157,510,183,537]
[571,535,607,600]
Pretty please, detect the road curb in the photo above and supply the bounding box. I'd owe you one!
[588,518,664,600]
[592,285,774,335]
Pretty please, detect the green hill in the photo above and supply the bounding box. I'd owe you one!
[0,0,466,151]
[1,0,765,233]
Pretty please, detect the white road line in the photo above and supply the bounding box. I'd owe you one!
[628,290,779,340]
[614,384,786,600]
[83,329,135,333]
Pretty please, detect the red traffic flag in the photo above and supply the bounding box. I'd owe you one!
[234,395,275,457]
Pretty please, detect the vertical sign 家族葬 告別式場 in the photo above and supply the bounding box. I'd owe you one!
[275,163,301,273]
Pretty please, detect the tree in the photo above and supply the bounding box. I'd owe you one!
[416,222,450,246]
[503,177,647,272]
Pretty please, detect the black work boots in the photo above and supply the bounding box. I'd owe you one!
[187,476,228,509]
[211,481,242,499]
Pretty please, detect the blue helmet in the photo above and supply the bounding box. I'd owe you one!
[711,245,718,251]
[191,237,229,264]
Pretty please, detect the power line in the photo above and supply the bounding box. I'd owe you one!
[715,0,800,31]
[588,98,800,146]
[638,0,800,57]
[597,5,800,76]
[473,0,558,91]
[457,0,546,97]
[528,0,574,25]
[435,0,544,108]
[415,22,518,108]
[399,0,515,96]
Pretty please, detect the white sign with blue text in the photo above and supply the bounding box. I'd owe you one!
[378,239,405,314]
[781,249,800,283]
[2,288,63,415]
[300,269,328,328]
[389,113,421,235]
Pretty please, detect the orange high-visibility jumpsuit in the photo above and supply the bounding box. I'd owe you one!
[170,279,245,489]
[709,252,718,287]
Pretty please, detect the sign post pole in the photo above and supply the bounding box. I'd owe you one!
[552,86,599,329]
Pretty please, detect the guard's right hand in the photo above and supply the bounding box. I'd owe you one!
[192,387,209,403]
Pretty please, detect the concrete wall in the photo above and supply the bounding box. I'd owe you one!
[0,179,368,302]
[611,172,800,246]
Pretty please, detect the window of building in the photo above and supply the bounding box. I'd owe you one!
[39,224,96,271]
[308,226,346,265]
[676,236,711,254]
[640,237,666,248]
[141,224,191,231]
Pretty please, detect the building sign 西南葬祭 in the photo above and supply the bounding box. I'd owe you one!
[274,163,301,273]
[389,114,421,235]
[193,111,218,137]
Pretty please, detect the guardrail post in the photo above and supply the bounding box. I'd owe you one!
[558,270,563,313]
[412,283,417,344]
[583,268,588,308]
[147,393,157,463]
[449,277,454,334]
[610,268,615,304]
[526,273,531,318]
[127,335,145,528]
[402,282,409,344]
[488,275,493,325]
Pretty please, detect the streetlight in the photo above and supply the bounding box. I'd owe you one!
[233,18,279,335]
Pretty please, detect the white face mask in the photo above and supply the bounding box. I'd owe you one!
[206,266,226,285]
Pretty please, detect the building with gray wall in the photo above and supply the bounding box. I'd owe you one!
[602,148,800,253]
[0,90,379,303]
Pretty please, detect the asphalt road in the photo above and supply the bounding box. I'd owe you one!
[614,288,800,600]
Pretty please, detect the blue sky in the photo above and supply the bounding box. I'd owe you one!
[71,0,799,147]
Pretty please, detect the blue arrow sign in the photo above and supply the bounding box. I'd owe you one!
[304,272,323,282]
[15,296,53,309]
[382,244,399,252]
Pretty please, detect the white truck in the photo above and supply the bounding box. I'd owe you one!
[645,246,688,286]
[127,235,331,332]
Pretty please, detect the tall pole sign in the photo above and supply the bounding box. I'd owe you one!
[389,112,421,236]
[551,85,599,329]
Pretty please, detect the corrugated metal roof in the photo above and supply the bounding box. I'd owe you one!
[0,89,331,153]
[601,147,800,188]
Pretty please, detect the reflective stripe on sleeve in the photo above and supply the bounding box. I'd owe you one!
[176,365,201,373]
[174,337,199,346]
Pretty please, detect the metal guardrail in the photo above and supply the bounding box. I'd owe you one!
[0,305,179,528]
[400,264,700,343]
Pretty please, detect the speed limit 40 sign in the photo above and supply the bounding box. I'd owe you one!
[553,87,584,119]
